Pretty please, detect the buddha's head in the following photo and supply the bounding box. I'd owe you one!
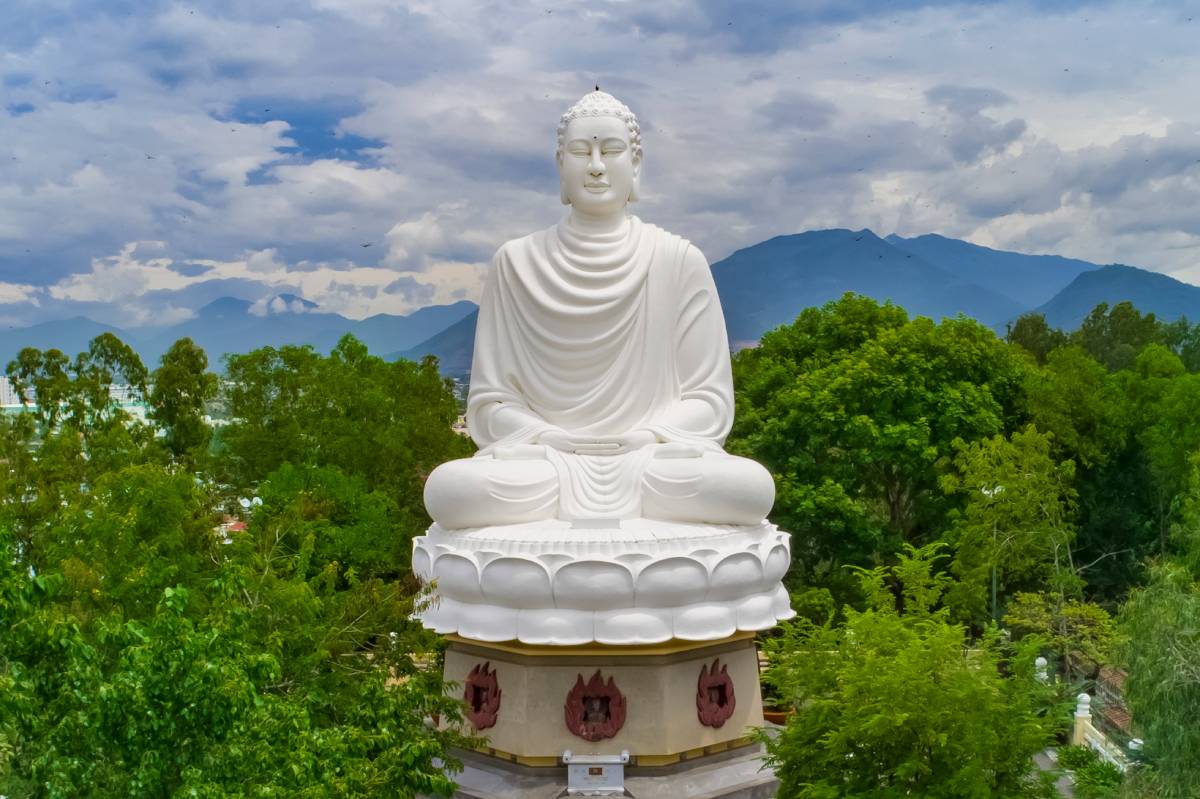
[556,89,642,216]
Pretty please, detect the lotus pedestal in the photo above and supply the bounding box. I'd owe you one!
[414,518,793,780]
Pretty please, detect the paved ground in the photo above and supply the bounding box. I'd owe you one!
[1035,749,1075,798]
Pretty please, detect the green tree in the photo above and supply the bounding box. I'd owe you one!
[1071,301,1161,372]
[1129,349,1200,555]
[0,464,472,797]
[1024,346,1128,470]
[1003,592,1117,682]
[1007,312,1068,364]
[731,294,1029,600]
[1113,458,1200,797]
[221,335,472,523]
[1,331,482,796]
[941,426,1078,625]
[70,332,149,431]
[1118,562,1200,797]
[1022,345,1150,600]
[5,346,72,429]
[148,337,218,464]
[760,544,1061,799]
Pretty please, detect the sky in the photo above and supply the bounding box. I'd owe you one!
[3,0,1200,329]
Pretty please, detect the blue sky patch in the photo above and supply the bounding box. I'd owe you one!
[226,96,384,164]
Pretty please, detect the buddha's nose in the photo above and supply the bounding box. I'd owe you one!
[588,150,606,176]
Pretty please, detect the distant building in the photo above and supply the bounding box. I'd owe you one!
[1096,665,1132,736]
[1,376,28,408]
[109,384,141,404]
[0,378,151,421]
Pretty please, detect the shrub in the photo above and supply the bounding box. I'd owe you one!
[1073,759,1123,799]
[1057,744,1099,771]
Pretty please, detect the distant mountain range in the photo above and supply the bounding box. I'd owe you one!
[5,229,1199,376]
[0,295,477,370]
[1034,264,1200,329]
[712,229,1034,345]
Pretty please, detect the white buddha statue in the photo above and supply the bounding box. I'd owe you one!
[423,90,775,529]
[414,91,792,645]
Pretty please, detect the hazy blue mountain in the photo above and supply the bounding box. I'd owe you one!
[885,233,1097,309]
[130,295,350,365]
[1,296,479,369]
[394,309,478,375]
[347,300,477,354]
[0,317,120,366]
[711,229,1025,344]
[1036,264,1200,329]
[10,231,1195,377]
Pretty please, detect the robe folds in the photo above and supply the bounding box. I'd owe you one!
[464,215,738,520]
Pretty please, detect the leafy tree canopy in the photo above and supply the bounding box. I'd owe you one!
[760,544,1062,799]
[731,294,1030,601]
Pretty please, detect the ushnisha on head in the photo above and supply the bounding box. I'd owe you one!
[556,89,642,215]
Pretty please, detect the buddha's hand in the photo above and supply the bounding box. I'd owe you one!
[537,429,657,455]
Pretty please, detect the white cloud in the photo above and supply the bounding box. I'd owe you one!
[38,240,488,325]
[49,242,186,303]
[0,282,38,304]
[5,0,1200,330]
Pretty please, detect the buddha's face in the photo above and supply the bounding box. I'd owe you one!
[557,115,640,217]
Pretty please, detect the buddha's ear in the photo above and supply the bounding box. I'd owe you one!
[628,159,641,203]
[557,155,571,206]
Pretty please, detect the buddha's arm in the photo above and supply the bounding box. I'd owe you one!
[644,245,734,447]
[465,245,562,453]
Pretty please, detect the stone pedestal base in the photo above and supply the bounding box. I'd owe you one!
[445,632,764,766]
[446,743,779,799]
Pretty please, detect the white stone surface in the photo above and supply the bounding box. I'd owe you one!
[414,519,794,644]
[415,90,792,644]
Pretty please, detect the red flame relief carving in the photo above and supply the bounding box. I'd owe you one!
[463,661,502,730]
[696,657,736,728]
[564,669,627,741]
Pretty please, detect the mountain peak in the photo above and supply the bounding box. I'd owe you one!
[250,294,320,317]
[1036,262,1200,328]
[197,297,254,318]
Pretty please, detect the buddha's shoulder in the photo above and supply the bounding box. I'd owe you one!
[492,226,556,262]
[639,221,708,269]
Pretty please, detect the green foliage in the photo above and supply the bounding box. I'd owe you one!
[1057,744,1098,771]
[1024,346,1128,470]
[42,465,215,619]
[1117,561,1200,797]
[760,544,1062,799]
[1073,760,1123,799]
[1003,592,1117,681]
[1071,301,1161,372]
[0,332,478,797]
[731,294,1029,604]
[1007,312,1067,364]
[253,462,413,581]
[6,333,148,432]
[148,337,218,464]
[221,334,472,518]
[941,426,1078,624]
[0,543,469,798]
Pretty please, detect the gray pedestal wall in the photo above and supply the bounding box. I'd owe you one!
[448,743,779,799]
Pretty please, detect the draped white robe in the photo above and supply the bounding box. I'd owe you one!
[464,215,737,520]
